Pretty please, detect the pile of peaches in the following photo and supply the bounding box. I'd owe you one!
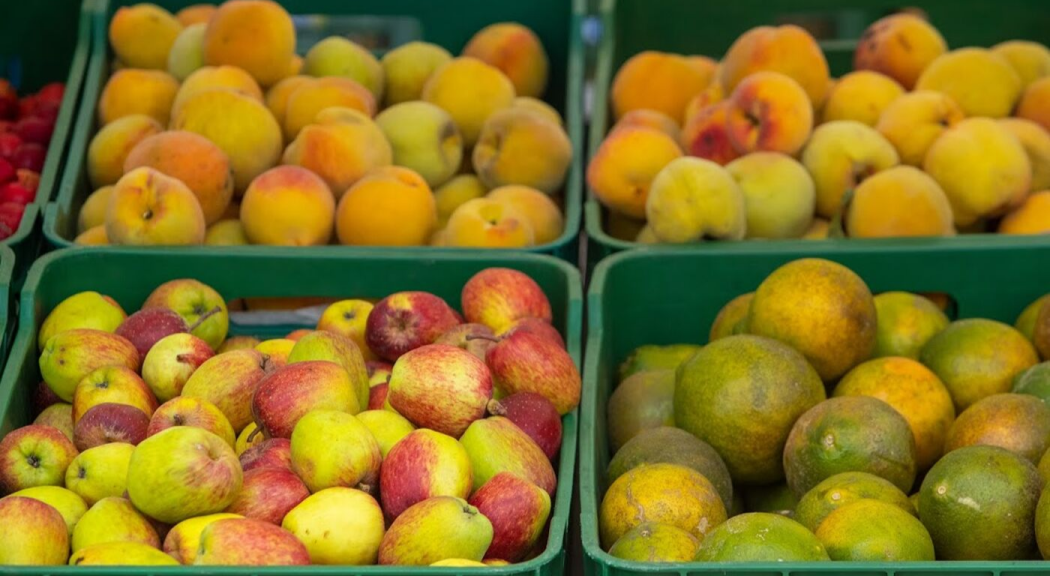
[589,13,1050,244]
[77,0,571,249]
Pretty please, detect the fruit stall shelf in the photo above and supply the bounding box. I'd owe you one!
[582,0,1050,269]
[43,0,587,264]
[0,247,583,576]
[0,0,92,278]
[580,244,1050,575]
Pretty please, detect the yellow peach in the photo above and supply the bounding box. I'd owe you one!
[264,75,311,129]
[435,175,487,227]
[79,186,114,234]
[204,219,249,245]
[721,25,830,106]
[445,198,534,248]
[171,65,263,117]
[380,42,452,106]
[916,48,1022,118]
[167,23,207,81]
[725,152,814,239]
[176,4,216,26]
[303,37,384,102]
[875,91,965,167]
[999,118,1050,191]
[611,51,710,124]
[822,71,904,126]
[97,69,178,126]
[803,218,830,240]
[75,226,110,246]
[802,120,900,218]
[511,97,563,127]
[587,126,682,219]
[853,13,947,89]
[679,102,739,165]
[992,41,1050,89]
[375,101,462,188]
[473,108,572,194]
[106,167,206,245]
[1017,77,1050,132]
[845,166,955,238]
[283,77,376,140]
[486,185,563,245]
[725,71,813,156]
[463,23,549,99]
[612,109,679,141]
[240,166,334,246]
[999,190,1050,235]
[422,57,516,147]
[336,166,436,246]
[203,0,295,87]
[109,3,183,69]
[86,114,162,189]
[282,107,392,198]
[645,157,747,243]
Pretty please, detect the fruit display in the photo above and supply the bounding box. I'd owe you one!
[0,264,579,567]
[589,14,1050,244]
[73,1,572,249]
[590,254,1050,565]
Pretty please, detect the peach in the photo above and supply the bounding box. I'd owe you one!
[124,131,234,225]
[1017,77,1050,132]
[171,66,263,117]
[473,108,572,194]
[610,51,711,124]
[176,4,216,26]
[282,107,392,198]
[76,226,109,246]
[853,13,947,89]
[803,218,830,240]
[875,91,965,166]
[588,126,682,219]
[109,4,183,70]
[106,167,205,245]
[171,89,283,193]
[97,69,178,126]
[802,120,900,218]
[423,57,516,147]
[645,156,746,243]
[992,41,1050,89]
[205,220,249,245]
[916,48,1022,118]
[684,81,724,125]
[463,23,549,98]
[283,77,376,140]
[725,152,814,239]
[445,198,534,248]
[999,118,1050,191]
[721,25,830,106]
[167,23,207,81]
[679,102,740,165]
[375,102,462,188]
[612,110,679,141]
[924,117,1032,226]
[240,166,334,246]
[486,185,563,245]
[999,190,1050,235]
[822,71,904,126]
[511,97,562,127]
[203,0,295,87]
[336,167,436,246]
[86,115,162,189]
[79,186,114,233]
[845,166,955,238]
[380,42,452,106]
[725,71,813,156]
[265,76,311,129]
[688,56,719,81]
[435,175,487,227]
[304,37,384,102]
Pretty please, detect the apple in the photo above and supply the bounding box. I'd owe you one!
[37,291,125,350]
[365,291,460,361]
[461,268,552,333]
[485,331,581,414]
[290,410,382,493]
[39,329,139,401]
[69,541,179,566]
[72,366,157,424]
[236,422,264,456]
[488,392,562,460]
[366,360,393,386]
[142,278,229,350]
[460,416,556,495]
[71,497,159,552]
[163,513,242,564]
[499,316,566,348]
[240,438,293,472]
[73,403,150,450]
[369,382,390,410]
[33,403,74,441]
[225,467,309,525]
[252,360,360,439]
[64,442,134,505]
[435,323,497,360]
[8,486,86,537]
[32,380,62,413]
[147,396,236,447]
[255,339,295,368]
[288,330,371,410]
[115,308,191,360]
[286,329,312,341]
[356,410,415,457]
[469,472,551,561]
[195,518,310,565]
[219,336,261,352]
[380,429,473,520]
[0,496,70,565]
[141,332,214,401]
[388,344,493,437]
[377,496,493,566]
[317,299,376,360]
[0,424,77,492]
[181,348,274,431]
[283,487,386,565]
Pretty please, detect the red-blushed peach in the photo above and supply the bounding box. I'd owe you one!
[845,166,955,238]
[802,120,900,218]
[679,102,740,166]
[822,71,904,126]
[684,81,725,125]
[97,69,178,126]
[86,114,162,189]
[196,518,310,565]
[171,65,263,117]
[423,57,516,147]
[381,41,453,106]
[105,167,206,246]
[854,13,947,89]
[176,4,216,26]
[282,107,392,199]
[461,267,552,334]
[613,109,680,141]
[473,108,572,194]
[463,23,549,99]
[203,0,295,87]
[239,165,334,246]
[264,75,311,128]
[916,48,1022,118]
[611,51,712,124]
[588,126,682,219]
[721,25,830,106]
[1000,118,1050,191]
[486,185,564,245]
[1000,190,1050,235]
[282,77,377,140]
[875,90,965,166]
[336,166,436,246]
[109,4,182,70]
[445,198,535,249]
[1017,77,1050,132]
[725,71,813,156]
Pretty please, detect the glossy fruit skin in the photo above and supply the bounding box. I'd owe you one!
[487,393,562,459]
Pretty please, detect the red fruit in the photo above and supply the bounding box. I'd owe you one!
[486,331,582,415]
[488,393,562,460]
[0,158,13,184]
[0,182,35,205]
[16,169,38,192]
[14,116,52,145]
[461,268,553,333]
[17,96,36,118]
[29,99,59,124]
[365,291,461,361]
[225,467,309,525]
[379,429,473,521]
[501,317,566,349]
[0,202,25,232]
[12,143,45,171]
[33,381,62,414]
[368,382,389,410]
[0,133,21,159]
[469,472,552,562]
[240,438,292,472]
[0,81,15,120]
[116,308,190,360]
[73,403,150,450]
[35,83,64,104]
[0,121,11,133]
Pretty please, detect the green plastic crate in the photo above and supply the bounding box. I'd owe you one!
[44,0,586,264]
[581,244,1050,575]
[0,247,582,576]
[0,244,15,374]
[583,0,1050,268]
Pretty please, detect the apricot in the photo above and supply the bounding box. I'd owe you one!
[725,152,814,239]
[264,75,311,128]
[474,108,572,194]
[875,91,965,167]
[79,186,114,233]
[75,226,109,246]
[721,25,830,106]
[916,48,1022,118]
[240,166,334,246]
[992,41,1050,89]
[109,3,183,69]
[304,37,384,102]
[335,166,436,246]
[613,109,678,141]
[679,102,739,165]
[445,198,534,248]
[176,5,216,26]
[282,107,392,198]
[845,166,954,238]
[645,157,747,243]
[170,89,283,193]
[684,82,724,125]
[853,13,947,89]
[203,0,295,87]
[463,23,549,99]
[511,97,563,127]
[822,71,904,126]
[380,42,452,106]
[1000,118,1050,191]
[725,71,813,156]
[422,57,516,147]
[86,114,162,188]
[1000,191,1050,235]
[1017,77,1050,132]
[435,174,487,227]
[611,51,711,124]
[487,185,563,245]
[167,23,206,81]
[587,126,682,219]
[283,77,376,140]
[802,120,900,218]
[98,69,178,125]
[375,101,462,188]
[204,219,249,245]
[106,167,205,245]
[171,65,263,116]
[124,131,234,225]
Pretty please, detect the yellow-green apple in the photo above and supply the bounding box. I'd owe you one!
[147,396,236,447]
[64,443,134,505]
[368,383,389,410]
[365,291,460,362]
[72,366,157,424]
[488,392,562,460]
[469,472,551,562]
[252,361,360,439]
[290,410,382,493]
[182,348,274,431]
[240,438,292,472]
[71,541,179,565]
[38,292,126,350]
[367,360,393,386]
[9,486,87,537]
[194,517,310,565]
[283,487,386,564]
[126,427,242,524]
[224,467,309,525]
[645,157,748,243]
[376,101,463,188]
[381,41,452,105]
[71,497,159,552]
[875,91,965,167]
[378,496,493,565]
[802,120,900,218]
[105,167,206,246]
[0,496,70,565]
[142,279,229,350]
[356,410,415,457]
[461,268,552,334]
[317,299,376,361]
[388,344,493,437]
[141,333,214,401]
[235,423,263,455]
[380,429,473,520]
[725,71,813,156]
[435,323,496,360]
[287,331,370,411]
[34,404,73,441]
[219,335,261,352]
[163,512,242,563]
[39,329,140,402]
[73,403,150,450]
[0,424,77,492]
[460,417,556,494]
[485,331,581,415]
[255,339,295,368]
[116,308,195,360]
[725,152,815,239]
[435,559,489,566]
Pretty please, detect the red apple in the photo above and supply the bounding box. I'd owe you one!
[366,360,392,386]
[240,438,292,472]
[224,467,309,525]
[71,365,157,424]
[73,403,149,450]
[486,331,580,415]
[196,518,310,565]
[116,308,190,360]
[0,424,78,493]
[365,291,460,362]
[500,317,566,348]
[435,323,497,361]
[379,429,473,520]
[469,472,551,562]
[461,268,552,333]
[488,393,562,460]
[0,133,20,159]
[141,332,215,402]
[388,344,492,437]
[0,496,70,564]
[252,361,359,439]
[147,396,236,448]
[368,383,389,410]
[0,182,34,204]
[0,158,13,184]
[182,349,274,432]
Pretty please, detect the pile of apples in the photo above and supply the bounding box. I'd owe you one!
[590,12,1050,243]
[0,79,64,237]
[0,267,580,567]
[77,0,571,250]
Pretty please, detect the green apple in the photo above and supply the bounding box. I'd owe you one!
[163,513,242,564]
[39,329,139,402]
[290,410,381,493]
[8,486,87,537]
[38,291,126,351]
[0,496,70,565]
[69,542,179,566]
[64,443,134,505]
[377,496,493,565]
[283,487,385,564]
[288,330,370,411]
[72,497,158,552]
[142,279,229,350]
[0,424,78,493]
[356,410,415,457]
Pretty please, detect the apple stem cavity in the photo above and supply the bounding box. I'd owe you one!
[187,306,223,332]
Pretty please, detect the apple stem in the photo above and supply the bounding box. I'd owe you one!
[487,398,506,416]
[466,335,500,343]
[246,425,263,443]
[188,306,223,332]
